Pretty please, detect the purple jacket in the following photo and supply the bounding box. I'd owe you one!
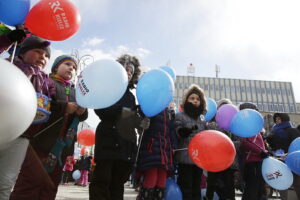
[0,35,56,138]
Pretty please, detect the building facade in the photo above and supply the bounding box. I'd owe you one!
[174,76,297,114]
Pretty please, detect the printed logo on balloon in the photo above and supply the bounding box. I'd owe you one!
[25,0,81,41]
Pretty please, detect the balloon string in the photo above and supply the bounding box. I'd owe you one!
[134,129,145,166]
[10,41,17,63]
[173,148,188,152]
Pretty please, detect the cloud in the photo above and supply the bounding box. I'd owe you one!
[82,37,105,47]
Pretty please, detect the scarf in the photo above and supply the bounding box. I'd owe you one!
[50,73,72,86]
[184,102,201,119]
[272,121,292,139]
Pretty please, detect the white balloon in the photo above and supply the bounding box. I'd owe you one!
[262,157,293,190]
[76,59,128,109]
[0,58,37,147]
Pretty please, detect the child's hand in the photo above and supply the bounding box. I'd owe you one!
[66,102,78,114]
[76,106,86,116]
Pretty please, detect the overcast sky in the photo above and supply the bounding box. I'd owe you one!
[30,0,300,127]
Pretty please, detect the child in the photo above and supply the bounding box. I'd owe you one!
[10,55,88,200]
[89,54,150,200]
[136,106,177,200]
[174,84,207,200]
[78,153,92,187]
[239,102,269,200]
[0,34,55,200]
[62,155,75,185]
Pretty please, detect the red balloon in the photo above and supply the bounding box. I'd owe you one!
[178,105,183,113]
[80,146,86,155]
[25,0,81,41]
[188,130,236,172]
[77,129,95,146]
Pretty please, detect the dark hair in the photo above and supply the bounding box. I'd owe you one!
[239,102,258,111]
[273,113,290,123]
[117,54,141,89]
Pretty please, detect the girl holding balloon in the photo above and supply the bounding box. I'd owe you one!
[0,35,55,200]
[10,54,88,200]
[136,105,177,200]
[239,103,269,200]
[174,84,207,200]
[89,54,150,200]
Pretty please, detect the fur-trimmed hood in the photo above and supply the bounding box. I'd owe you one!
[180,84,206,115]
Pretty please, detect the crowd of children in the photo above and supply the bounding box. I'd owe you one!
[1,27,300,200]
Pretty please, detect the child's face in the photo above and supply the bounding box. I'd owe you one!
[125,65,134,81]
[21,49,49,68]
[187,93,201,107]
[55,60,77,80]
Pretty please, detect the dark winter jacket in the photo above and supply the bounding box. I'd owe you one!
[94,88,139,162]
[31,80,88,157]
[267,122,300,153]
[174,112,206,165]
[78,156,92,170]
[137,108,177,172]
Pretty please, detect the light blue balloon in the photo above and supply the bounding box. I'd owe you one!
[0,0,30,26]
[76,59,128,109]
[288,138,300,153]
[165,178,182,200]
[229,109,264,138]
[285,151,300,175]
[72,170,81,180]
[159,66,176,81]
[262,157,293,190]
[204,98,217,121]
[136,69,174,117]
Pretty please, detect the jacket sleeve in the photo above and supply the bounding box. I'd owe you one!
[169,120,178,149]
[242,137,264,154]
[78,109,88,122]
[174,113,184,138]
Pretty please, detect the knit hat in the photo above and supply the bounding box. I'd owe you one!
[19,35,51,58]
[51,55,78,73]
[239,102,258,111]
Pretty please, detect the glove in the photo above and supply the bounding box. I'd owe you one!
[7,29,26,43]
[191,125,198,130]
[178,127,193,138]
[139,117,150,130]
[260,151,272,159]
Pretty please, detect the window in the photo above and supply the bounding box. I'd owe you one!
[290,105,295,113]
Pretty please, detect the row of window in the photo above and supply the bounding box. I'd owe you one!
[175,82,293,97]
[173,96,296,113]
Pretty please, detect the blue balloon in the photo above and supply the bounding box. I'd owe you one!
[262,157,293,190]
[76,59,128,109]
[204,98,217,121]
[136,69,174,117]
[72,170,81,180]
[165,178,182,200]
[0,0,30,26]
[285,151,300,175]
[288,138,300,153]
[229,109,264,137]
[159,66,176,81]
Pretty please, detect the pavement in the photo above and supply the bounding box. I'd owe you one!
[56,183,283,200]
[56,184,138,200]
